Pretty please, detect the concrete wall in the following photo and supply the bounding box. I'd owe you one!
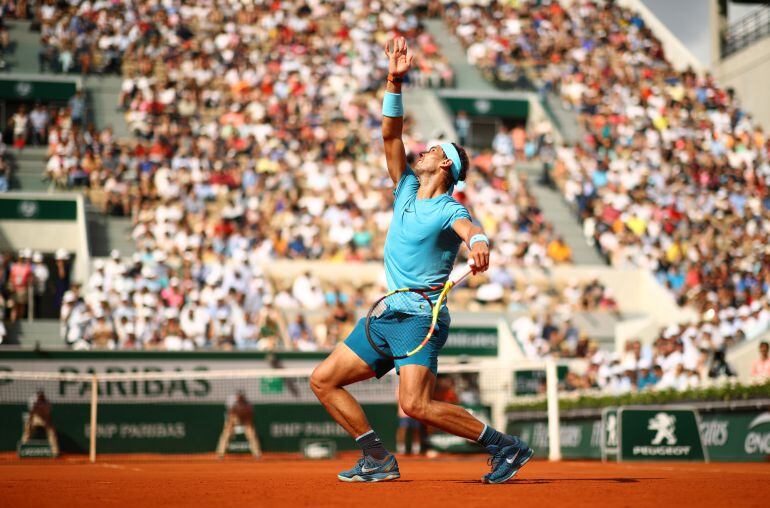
[716,38,770,130]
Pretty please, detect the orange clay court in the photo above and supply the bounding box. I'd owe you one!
[1,453,769,508]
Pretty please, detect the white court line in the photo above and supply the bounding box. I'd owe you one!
[100,463,143,472]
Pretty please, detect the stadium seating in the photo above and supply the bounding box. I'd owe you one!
[445,0,770,391]
[2,1,767,395]
[0,1,566,353]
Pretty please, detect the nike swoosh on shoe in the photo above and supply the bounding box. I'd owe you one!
[361,460,392,474]
[505,449,521,464]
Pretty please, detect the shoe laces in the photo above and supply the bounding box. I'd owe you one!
[487,447,506,470]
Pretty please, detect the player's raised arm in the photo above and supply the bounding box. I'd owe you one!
[452,218,490,273]
[382,37,414,185]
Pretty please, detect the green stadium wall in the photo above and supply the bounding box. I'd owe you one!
[0,403,398,454]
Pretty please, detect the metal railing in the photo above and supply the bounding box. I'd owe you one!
[722,2,770,58]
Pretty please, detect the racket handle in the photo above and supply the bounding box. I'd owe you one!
[448,260,475,286]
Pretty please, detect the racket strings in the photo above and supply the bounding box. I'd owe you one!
[369,291,434,358]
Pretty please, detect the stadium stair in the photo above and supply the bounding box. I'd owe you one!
[86,203,135,257]
[516,161,605,265]
[3,20,43,74]
[423,19,495,91]
[84,76,129,138]
[4,319,61,348]
[7,147,49,192]
[541,92,582,145]
[403,88,458,140]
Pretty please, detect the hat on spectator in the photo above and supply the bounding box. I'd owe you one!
[32,251,43,263]
[110,249,121,259]
[55,248,70,260]
[94,259,105,270]
[662,325,679,339]
[142,293,158,307]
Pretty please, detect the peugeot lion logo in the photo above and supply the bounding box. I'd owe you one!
[649,413,678,445]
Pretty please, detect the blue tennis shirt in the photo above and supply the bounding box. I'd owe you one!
[383,167,470,312]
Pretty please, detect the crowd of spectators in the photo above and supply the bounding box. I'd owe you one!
[34,0,571,350]
[561,313,770,394]
[4,91,86,150]
[59,251,373,351]
[558,299,770,393]
[509,277,617,358]
[447,1,770,358]
[447,0,770,318]
[62,250,600,352]
[26,0,452,82]
[0,248,72,333]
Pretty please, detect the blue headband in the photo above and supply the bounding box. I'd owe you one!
[439,142,462,183]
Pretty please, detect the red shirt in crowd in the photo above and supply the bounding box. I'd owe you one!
[9,262,32,291]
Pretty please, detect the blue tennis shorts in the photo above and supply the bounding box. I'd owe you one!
[344,308,450,378]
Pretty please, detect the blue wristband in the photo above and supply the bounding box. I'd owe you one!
[382,92,403,117]
[469,234,489,248]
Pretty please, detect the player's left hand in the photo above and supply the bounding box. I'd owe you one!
[469,242,489,274]
[384,36,413,78]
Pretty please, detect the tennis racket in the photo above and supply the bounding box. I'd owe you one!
[364,262,475,360]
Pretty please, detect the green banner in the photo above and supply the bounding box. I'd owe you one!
[0,78,77,101]
[507,418,603,460]
[509,408,770,462]
[699,412,770,462]
[429,405,490,453]
[0,403,397,454]
[0,198,77,221]
[618,408,706,461]
[513,366,568,395]
[441,96,529,119]
[442,327,498,356]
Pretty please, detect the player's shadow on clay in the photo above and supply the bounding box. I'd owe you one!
[441,477,662,485]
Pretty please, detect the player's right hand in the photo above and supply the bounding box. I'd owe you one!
[384,36,413,78]
[469,242,490,274]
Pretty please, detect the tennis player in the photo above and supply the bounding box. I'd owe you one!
[310,37,532,484]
